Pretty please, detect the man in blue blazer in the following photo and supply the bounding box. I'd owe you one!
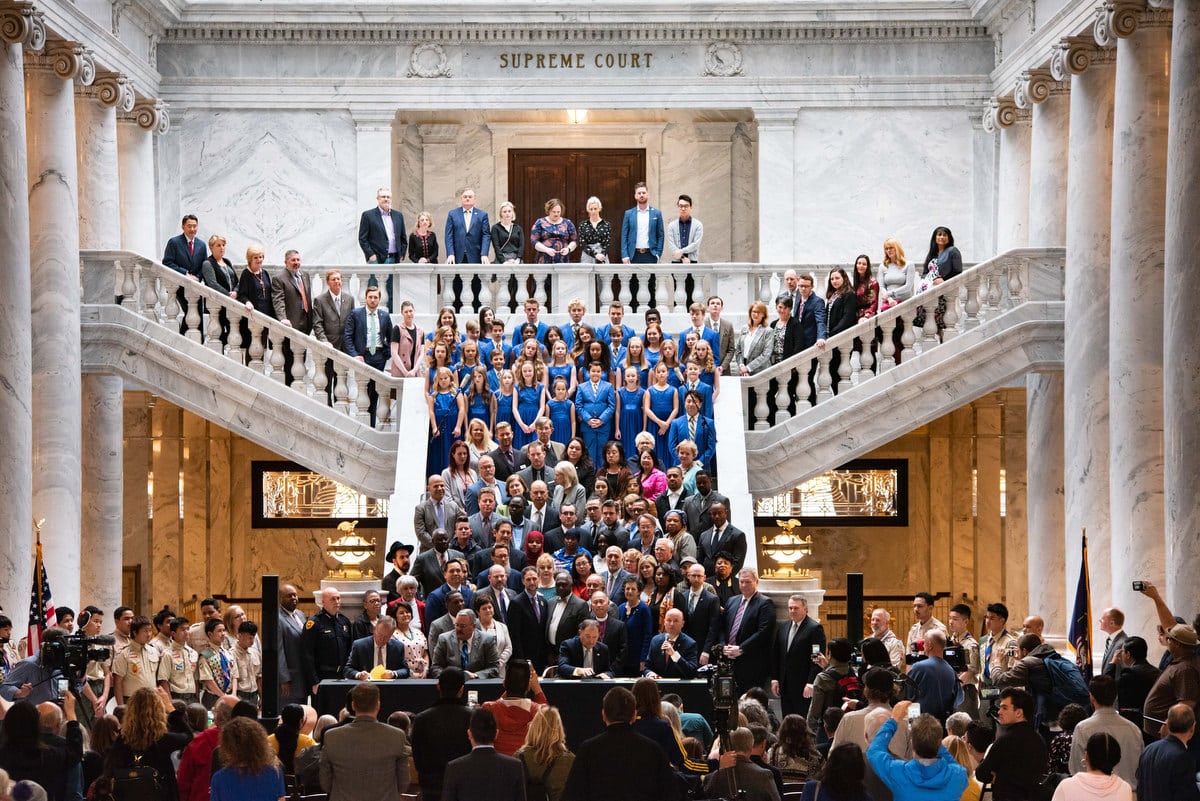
[343,616,410,679]
[444,187,491,265]
[620,181,665,264]
[796,273,828,405]
[343,286,392,426]
[667,390,717,471]
[358,188,407,264]
[162,214,207,334]
[645,609,700,679]
[575,362,616,465]
[557,620,615,678]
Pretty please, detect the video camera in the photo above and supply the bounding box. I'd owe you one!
[701,649,739,750]
[40,633,115,688]
[903,640,968,673]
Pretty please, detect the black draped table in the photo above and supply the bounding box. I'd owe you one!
[316,678,714,748]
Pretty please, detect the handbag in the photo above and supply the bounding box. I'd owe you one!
[111,753,165,801]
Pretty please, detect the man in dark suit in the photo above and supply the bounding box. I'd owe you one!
[681,563,722,660]
[409,528,463,598]
[684,472,729,545]
[718,568,777,694]
[276,582,308,706]
[272,248,314,386]
[668,390,717,471]
[546,570,591,667]
[475,563,520,622]
[645,608,700,679]
[796,272,827,405]
[516,443,557,489]
[320,682,411,801]
[311,269,356,405]
[656,466,691,528]
[488,422,528,482]
[162,214,207,334]
[468,523,527,577]
[509,567,550,671]
[521,417,566,465]
[770,595,826,717]
[344,616,410,679]
[443,708,525,801]
[414,475,463,552]
[468,490,508,550]
[697,500,747,576]
[1098,607,1128,680]
[619,181,665,264]
[562,687,678,801]
[444,187,491,264]
[524,478,560,537]
[558,619,614,678]
[411,668,471,801]
[342,285,392,427]
[358,188,407,264]
[589,591,628,673]
[430,611,501,679]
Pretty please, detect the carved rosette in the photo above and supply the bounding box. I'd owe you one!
[88,71,135,111]
[407,43,451,78]
[1094,1,1144,47]
[703,41,743,77]
[0,0,45,48]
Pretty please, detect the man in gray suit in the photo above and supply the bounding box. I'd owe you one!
[312,269,356,405]
[430,610,501,679]
[276,582,308,707]
[414,475,462,552]
[272,249,314,387]
[1099,607,1128,679]
[320,682,411,801]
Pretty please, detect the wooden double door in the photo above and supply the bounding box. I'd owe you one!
[507,149,645,264]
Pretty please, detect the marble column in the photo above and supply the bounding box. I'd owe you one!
[1105,17,1170,637]
[26,42,93,612]
[353,110,395,211]
[1163,1,1200,617]
[1024,75,1071,245]
[754,110,797,263]
[1025,373,1066,635]
[993,101,1031,252]
[0,2,43,628]
[76,73,130,616]
[1056,37,1116,621]
[117,100,162,256]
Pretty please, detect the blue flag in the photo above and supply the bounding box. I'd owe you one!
[1068,533,1092,677]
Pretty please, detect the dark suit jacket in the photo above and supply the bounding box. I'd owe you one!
[1100,630,1127,679]
[546,594,592,653]
[358,206,407,262]
[682,490,728,542]
[410,547,464,598]
[681,590,723,655]
[601,567,634,598]
[1135,734,1200,801]
[646,632,700,679]
[200,256,237,294]
[557,637,614,678]
[523,502,560,537]
[163,233,207,277]
[343,635,410,679]
[443,746,525,801]
[273,268,314,333]
[562,723,677,801]
[313,291,356,352]
[411,698,472,801]
[444,206,491,264]
[425,583,476,628]
[770,316,802,362]
[488,446,528,482]
[516,465,557,492]
[475,586,520,623]
[826,292,858,338]
[718,593,777,691]
[797,292,828,349]
[697,523,748,575]
[344,306,393,362]
[771,616,826,697]
[656,489,691,529]
[596,616,627,669]
[508,590,550,670]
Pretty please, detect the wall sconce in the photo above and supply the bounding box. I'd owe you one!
[567,109,588,125]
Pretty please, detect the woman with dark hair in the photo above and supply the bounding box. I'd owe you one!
[825,267,858,396]
[647,564,687,634]
[770,293,802,365]
[579,340,612,385]
[636,449,667,502]
[104,688,191,801]
[857,638,897,679]
[1047,703,1090,776]
[770,714,825,784]
[618,576,653,677]
[267,704,313,777]
[0,699,83,801]
[599,440,634,501]
[921,226,963,337]
[570,554,595,599]
[1050,733,1131,801]
[631,678,708,775]
[83,714,121,793]
[482,660,547,756]
[210,717,286,801]
[563,436,596,495]
[798,742,870,801]
[852,255,879,321]
[530,198,578,265]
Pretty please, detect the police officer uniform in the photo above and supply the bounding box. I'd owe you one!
[301,609,352,702]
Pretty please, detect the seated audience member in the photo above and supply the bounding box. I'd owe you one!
[703,727,781,801]
[1056,732,1134,801]
[210,717,288,801]
[630,677,707,775]
[867,701,967,801]
[768,713,825,784]
[799,742,872,801]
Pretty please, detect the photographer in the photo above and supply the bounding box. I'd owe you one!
[0,627,70,704]
[805,638,858,745]
[907,630,963,723]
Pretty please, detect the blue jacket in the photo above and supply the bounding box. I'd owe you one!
[618,601,654,670]
[575,380,616,426]
[163,233,207,277]
[797,292,828,349]
[867,718,968,801]
[444,206,491,264]
[620,206,665,261]
[667,413,716,470]
[676,381,714,419]
[343,306,392,360]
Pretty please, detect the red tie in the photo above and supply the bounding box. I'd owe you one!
[297,274,309,312]
[188,239,194,255]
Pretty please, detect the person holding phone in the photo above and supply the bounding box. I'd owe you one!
[867,700,968,801]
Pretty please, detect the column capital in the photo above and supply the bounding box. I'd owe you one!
[1049,35,1116,80]
[1015,68,1068,108]
[119,97,169,134]
[76,70,135,112]
[26,40,95,85]
[752,109,799,128]
[982,96,1029,133]
[417,123,459,144]
[350,109,396,132]
[1094,1,1145,46]
[0,0,45,49]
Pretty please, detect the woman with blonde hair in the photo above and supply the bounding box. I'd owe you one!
[516,706,575,801]
[552,461,586,511]
[491,201,526,264]
[577,196,611,264]
[210,717,286,801]
[408,211,439,263]
[104,688,191,801]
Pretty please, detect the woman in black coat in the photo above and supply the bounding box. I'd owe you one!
[102,688,192,801]
[235,243,275,359]
[825,267,858,395]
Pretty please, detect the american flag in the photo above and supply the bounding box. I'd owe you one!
[27,538,55,656]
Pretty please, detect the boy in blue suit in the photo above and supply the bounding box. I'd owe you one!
[667,390,716,471]
[575,361,616,465]
[677,362,714,419]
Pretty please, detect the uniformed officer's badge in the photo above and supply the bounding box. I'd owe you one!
[131,663,139,674]
[305,620,315,630]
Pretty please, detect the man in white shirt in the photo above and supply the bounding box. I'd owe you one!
[358,187,407,264]
[620,181,664,264]
[868,608,905,670]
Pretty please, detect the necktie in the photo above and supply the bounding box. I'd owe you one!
[728,599,748,645]
[483,515,492,543]
[464,210,472,229]
[534,511,543,532]
[438,551,446,571]
[368,312,379,353]
[983,637,993,682]
[530,593,541,623]
[334,294,340,313]
[498,593,508,623]
[689,593,697,613]
[461,641,469,670]
[689,417,696,440]
[376,644,385,668]
[598,619,606,640]
[188,239,194,255]
[295,273,308,312]
[584,647,593,671]
[435,501,444,529]
[787,622,799,651]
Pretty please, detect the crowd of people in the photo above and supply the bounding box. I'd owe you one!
[0,572,1197,800]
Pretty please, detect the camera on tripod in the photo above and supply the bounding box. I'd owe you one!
[701,649,739,750]
[903,640,967,673]
[40,633,114,689]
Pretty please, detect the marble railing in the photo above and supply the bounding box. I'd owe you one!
[81,251,405,431]
[298,262,851,316]
[739,248,1066,432]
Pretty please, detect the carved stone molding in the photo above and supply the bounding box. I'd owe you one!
[79,70,136,112]
[27,41,95,86]
[119,97,169,134]
[417,123,459,145]
[1049,35,1115,81]
[1015,68,1067,108]
[1094,1,1145,47]
[1146,0,1173,7]
[702,41,743,77]
[0,0,45,49]
[406,43,451,78]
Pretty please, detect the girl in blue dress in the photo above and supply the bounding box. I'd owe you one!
[578,339,612,386]
[547,340,578,398]
[456,339,484,387]
[659,339,685,387]
[462,366,494,429]
[691,339,721,398]
[513,360,546,449]
[425,342,453,393]
[644,361,679,468]
[616,367,646,453]
[643,323,664,370]
[546,376,575,446]
[426,367,464,477]
[494,368,517,435]
[622,336,651,388]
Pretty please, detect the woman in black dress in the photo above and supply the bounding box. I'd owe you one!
[490,201,525,264]
[408,211,439,264]
[578,195,612,264]
[235,243,275,358]
[825,267,858,395]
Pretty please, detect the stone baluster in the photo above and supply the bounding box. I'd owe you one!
[533,273,548,308]
[618,272,632,306]
[120,260,136,308]
[751,380,770,431]
[269,330,286,382]
[0,0,44,616]
[375,385,392,431]
[353,369,372,425]
[162,276,180,325]
[27,39,95,609]
[1105,6,1171,629]
[919,300,939,349]
[290,337,307,390]
[815,351,833,403]
[897,308,916,363]
[836,343,852,389]
[333,361,351,414]
[674,273,688,312]
[857,335,874,382]
[226,305,243,363]
[183,282,202,342]
[139,265,158,320]
[440,273,455,309]
[1163,0,1200,615]
[597,270,614,306]
[772,371,792,425]
[479,272,495,311]
[205,299,223,353]
[941,288,960,340]
[962,273,981,329]
[312,350,328,398]
[376,278,390,313]
[877,317,897,372]
[246,319,265,371]
[347,273,362,303]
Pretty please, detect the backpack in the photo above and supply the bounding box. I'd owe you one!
[111,753,165,801]
[1037,653,1091,724]
[821,666,863,709]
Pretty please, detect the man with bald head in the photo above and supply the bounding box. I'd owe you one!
[277,583,309,706]
[1021,615,1045,637]
[301,586,353,701]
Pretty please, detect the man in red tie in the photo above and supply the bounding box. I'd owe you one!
[272,249,313,386]
[162,214,208,334]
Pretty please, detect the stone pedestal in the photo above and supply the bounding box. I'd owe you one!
[26,47,86,611]
[318,577,383,624]
[1108,23,1170,636]
[754,111,797,263]
[1063,54,1115,621]
[996,119,1031,251]
[1163,0,1200,617]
